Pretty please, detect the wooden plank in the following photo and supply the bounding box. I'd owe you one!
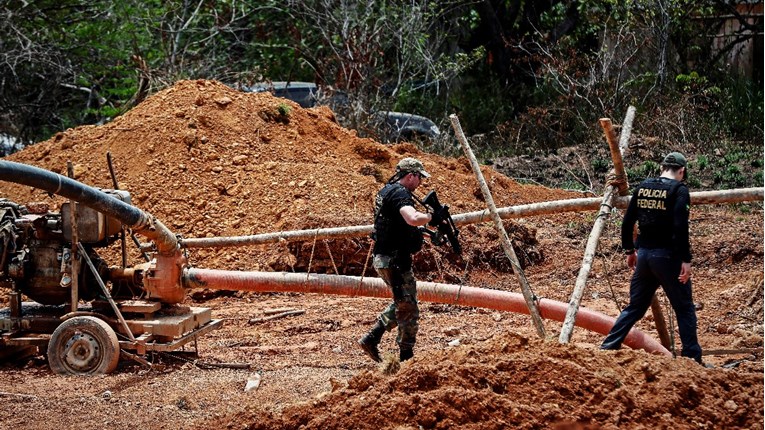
[124,307,212,338]
[118,300,162,314]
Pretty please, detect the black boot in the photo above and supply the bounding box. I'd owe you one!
[399,347,413,362]
[358,321,385,363]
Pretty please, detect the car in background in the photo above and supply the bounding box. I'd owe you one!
[240,81,319,108]
[373,111,441,142]
[241,81,440,142]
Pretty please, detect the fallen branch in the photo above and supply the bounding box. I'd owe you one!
[702,348,762,356]
[248,309,305,324]
[194,361,251,370]
[263,307,300,316]
[0,391,36,399]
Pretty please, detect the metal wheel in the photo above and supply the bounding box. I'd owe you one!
[47,316,120,375]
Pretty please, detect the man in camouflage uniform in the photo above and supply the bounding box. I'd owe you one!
[601,152,703,364]
[358,157,434,362]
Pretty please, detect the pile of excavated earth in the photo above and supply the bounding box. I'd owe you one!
[0,80,762,429]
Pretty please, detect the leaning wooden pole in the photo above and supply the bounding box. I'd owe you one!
[559,113,634,344]
[449,114,547,338]
[609,108,672,349]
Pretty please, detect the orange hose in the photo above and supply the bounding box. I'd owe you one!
[183,268,670,356]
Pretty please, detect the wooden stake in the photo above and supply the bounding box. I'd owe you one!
[610,108,671,349]
[618,106,636,156]
[248,309,305,325]
[449,114,546,338]
[263,307,300,316]
[66,162,79,314]
[601,118,629,196]
[558,187,617,343]
[650,296,672,350]
[559,108,637,344]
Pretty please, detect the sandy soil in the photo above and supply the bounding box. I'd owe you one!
[0,80,762,429]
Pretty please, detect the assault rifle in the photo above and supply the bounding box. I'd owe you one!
[418,191,461,255]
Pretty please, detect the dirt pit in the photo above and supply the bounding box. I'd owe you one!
[0,80,762,429]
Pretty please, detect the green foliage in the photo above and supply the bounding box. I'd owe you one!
[675,71,711,92]
[627,161,660,183]
[673,71,763,141]
[591,158,609,174]
[687,176,702,188]
[697,144,763,189]
[559,179,589,192]
[713,160,746,188]
[0,0,761,171]
[277,103,291,117]
[754,172,764,186]
[694,155,709,170]
[391,46,487,132]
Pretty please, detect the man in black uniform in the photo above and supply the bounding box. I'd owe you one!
[601,152,702,363]
[358,157,434,363]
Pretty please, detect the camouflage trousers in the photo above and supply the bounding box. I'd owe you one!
[373,254,419,350]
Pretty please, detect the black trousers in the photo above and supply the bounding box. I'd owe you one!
[602,248,702,362]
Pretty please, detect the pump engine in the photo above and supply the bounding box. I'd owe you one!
[0,193,129,305]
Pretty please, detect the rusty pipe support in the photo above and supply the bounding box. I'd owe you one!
[183,268,670,356]
[180,188,764,249]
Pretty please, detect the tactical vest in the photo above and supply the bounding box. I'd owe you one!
[635,177,683,249]
[372,183,423,255]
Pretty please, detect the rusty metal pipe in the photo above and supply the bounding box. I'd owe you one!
[183,268,670,356]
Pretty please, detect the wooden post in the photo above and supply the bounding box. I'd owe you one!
[602,109,672,350]
[618,106,636,155]
[650,297,672,350]
[66,162,79,313]
[601,119,629,196]
[558,187,617,343]
[559,109,637,344]
[449,114,547,338]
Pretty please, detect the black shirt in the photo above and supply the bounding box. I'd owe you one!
[621,177,692,262]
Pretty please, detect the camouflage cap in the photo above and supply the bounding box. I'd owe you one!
[396,157,431,178]
[661,152,687,168]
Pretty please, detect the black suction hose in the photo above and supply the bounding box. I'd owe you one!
[0,160,146,226]
[0,160,178,254]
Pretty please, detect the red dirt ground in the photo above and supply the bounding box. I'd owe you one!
[0,80,762,429]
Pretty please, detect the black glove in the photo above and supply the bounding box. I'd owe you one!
[428,209,444,226]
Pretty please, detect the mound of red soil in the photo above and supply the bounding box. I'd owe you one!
[233,334,762,430]
[4,79,570,275]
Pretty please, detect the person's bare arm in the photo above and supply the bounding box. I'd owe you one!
[400,205,432,227]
